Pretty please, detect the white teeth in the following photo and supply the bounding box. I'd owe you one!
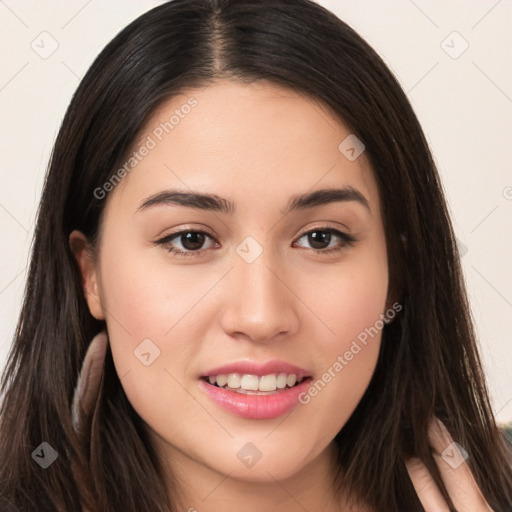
[259,374,277,391]
[276,373,288,389]
[241,374,259,391]
[207,373,302,392]
[216,374,228,387]
[227,373,241,389]
[286,374,297,387]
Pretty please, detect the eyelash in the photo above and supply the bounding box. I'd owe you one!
[155,227,357,259]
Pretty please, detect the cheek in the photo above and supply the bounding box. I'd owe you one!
[305,244,388,355]
[95,237,231,418]
[297,240,388,419]
[95,241,203,377]
[297,283,387,446]
[96,251,205,432]
[97,236,215,338]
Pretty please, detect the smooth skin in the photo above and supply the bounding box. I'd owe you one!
[70,80,492,511]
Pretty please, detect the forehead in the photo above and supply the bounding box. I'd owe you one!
[108,79,380,215]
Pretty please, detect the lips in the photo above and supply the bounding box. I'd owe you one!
[198,360,313,420]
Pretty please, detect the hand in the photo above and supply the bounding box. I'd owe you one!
[72,330,108,436]
[406,418,494,512]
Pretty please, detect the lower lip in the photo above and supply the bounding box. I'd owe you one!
[198,378,312,420]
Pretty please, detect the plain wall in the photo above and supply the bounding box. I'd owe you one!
[0,0,511,422]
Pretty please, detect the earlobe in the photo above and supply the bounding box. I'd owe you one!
[69,230,105,320]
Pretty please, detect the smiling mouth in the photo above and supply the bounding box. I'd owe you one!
[201,373,308,395]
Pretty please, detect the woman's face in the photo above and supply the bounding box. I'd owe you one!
[77,80,389,484]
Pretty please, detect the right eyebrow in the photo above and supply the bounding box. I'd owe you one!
[137,190,235,215]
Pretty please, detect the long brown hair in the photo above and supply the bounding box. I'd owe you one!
[1,0,511,510]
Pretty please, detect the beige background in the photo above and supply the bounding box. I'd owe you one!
[1,0,511,422]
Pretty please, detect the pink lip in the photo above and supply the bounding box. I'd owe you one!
[200,359,311,379]
[198,360,313,420]
[198,377,312,420]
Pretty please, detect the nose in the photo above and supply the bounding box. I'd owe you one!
[219,249,300,343]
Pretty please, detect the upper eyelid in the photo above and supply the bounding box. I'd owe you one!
[295,224,351,238]
[157,225,352,247]
[156,226,216,241]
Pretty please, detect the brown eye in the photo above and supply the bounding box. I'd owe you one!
[156,230,218,257]
[293,228,356,253]
[306,230,332,250]
[176,231,207,251]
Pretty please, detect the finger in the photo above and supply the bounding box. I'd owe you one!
[72,330,108,433]
[428,418,493,512]
[406,456,450,512]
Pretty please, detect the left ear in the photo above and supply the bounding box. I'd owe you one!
[69,230,105,320]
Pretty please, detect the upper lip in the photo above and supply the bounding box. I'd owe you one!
[200,360,311,379]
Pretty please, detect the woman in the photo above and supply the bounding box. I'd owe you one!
[0,0,511,510]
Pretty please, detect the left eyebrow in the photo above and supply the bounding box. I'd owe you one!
[284,186,370,214]
[136,186,370,215]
